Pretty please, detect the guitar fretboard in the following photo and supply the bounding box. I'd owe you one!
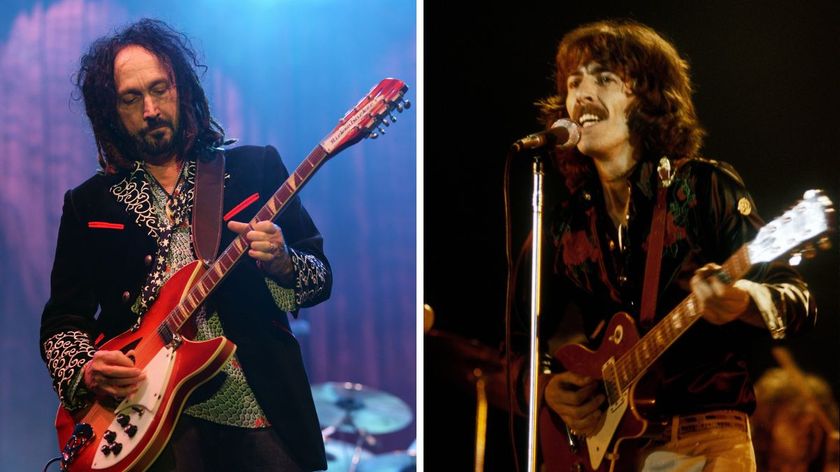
[156,146,330,341]
[609,245,752,390]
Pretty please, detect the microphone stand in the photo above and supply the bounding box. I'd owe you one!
[526,155,545,472]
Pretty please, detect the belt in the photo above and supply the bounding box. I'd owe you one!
[647,410,750,442]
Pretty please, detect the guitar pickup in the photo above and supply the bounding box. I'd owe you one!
[601,358,624,409]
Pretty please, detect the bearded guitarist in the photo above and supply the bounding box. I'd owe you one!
[525,20,815,471]
[40,19,331,471]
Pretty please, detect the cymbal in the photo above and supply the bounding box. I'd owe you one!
[312,382,413,434]
[357,451,416,472]
[324,439,373,472]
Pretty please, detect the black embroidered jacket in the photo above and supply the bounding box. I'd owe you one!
[40,145,331,470]
[543,157,815,417]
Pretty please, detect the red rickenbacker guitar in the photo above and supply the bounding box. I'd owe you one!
[54,78,410,472]
[539,190,835,472]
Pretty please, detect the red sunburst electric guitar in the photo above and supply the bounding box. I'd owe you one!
[540,190,834,471]
[54,78,410,472]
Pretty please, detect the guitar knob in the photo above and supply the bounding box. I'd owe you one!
[104,430,117,444]
[818,236,832,250]
[110,443,123,455]
[124,424,138,438]
[116,413,130,427]
[101,444,112,456]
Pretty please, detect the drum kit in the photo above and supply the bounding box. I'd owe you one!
[313,381,416,472]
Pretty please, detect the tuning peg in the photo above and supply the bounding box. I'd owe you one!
[389,113,397,123]
[369,131,379,139]
[396,103,404,112]
[802,244,817,260]
[403,99,411,109]
[818,235,832,251]
[788,252,802,266]
[378,125,387,135]
[382,117,391,126]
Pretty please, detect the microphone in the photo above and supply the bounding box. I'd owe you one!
[511,119,580,153]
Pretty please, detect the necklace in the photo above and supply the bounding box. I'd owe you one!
[144,160,186,224]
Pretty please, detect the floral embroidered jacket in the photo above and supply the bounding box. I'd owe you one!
[543,157,815,417]
[39,145,331,470]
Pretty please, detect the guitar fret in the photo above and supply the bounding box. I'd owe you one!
[672,312,683,330]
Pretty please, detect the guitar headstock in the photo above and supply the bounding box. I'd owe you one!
[321,78,410,155]
[748,190,835,265]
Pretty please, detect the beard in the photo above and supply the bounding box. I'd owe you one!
[129,117,180,158]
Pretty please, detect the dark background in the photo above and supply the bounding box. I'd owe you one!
[424,1,840,470]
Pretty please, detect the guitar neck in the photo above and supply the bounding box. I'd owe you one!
[611,245,753,389]
[143,77,409,342]
[161,145,330,336]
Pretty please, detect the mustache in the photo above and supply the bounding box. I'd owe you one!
[571,103,608,123]
[140,118,174,136]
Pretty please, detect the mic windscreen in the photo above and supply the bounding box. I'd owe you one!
[549,119,580,149]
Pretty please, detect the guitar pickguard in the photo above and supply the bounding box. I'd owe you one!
[587,384,628,469]
[92,346,176,469]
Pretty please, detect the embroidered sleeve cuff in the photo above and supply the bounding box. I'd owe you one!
[43,330,96,410]
[288,247,329,307]
[734,279,786,339]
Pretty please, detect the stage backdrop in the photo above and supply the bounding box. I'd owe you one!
[0,0,416,469]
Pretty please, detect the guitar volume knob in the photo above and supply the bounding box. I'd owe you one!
[124,424,138,438]
[104,430,117,444]
[116,413,130,427]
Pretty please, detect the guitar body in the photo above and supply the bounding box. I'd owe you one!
[55,260,236,472]
[540,312,647,472]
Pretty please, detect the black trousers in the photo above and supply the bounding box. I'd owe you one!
[148,415,305,472]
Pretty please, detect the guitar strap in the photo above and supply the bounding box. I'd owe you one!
[192,149,225,262]
[639,157,680,329]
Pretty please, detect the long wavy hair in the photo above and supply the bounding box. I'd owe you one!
[75,18,225,173]
[538,20,705,192]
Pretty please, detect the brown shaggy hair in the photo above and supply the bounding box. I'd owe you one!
[75,19,225,174]
[539,20,705,192]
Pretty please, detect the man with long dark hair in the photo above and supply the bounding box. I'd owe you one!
[533,20,814,470]
[40,19,330,471]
